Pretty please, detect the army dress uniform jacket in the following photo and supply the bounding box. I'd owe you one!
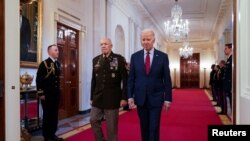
[91,52,128,109]
[36,57,61,99]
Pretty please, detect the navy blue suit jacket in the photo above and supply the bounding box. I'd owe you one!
[127,49,172,107]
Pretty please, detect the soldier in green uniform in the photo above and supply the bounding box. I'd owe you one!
[90,37,128,141]
[36,44,63,141]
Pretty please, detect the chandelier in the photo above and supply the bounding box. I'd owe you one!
[179,41,193,58]
[164,0,189,42]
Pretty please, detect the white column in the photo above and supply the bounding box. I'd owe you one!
[213,41,219,63]
[218,37,226,62]
[128,17,135,61]
[135,25,142,52]
[93,0,107,56]
[106,0,112,37]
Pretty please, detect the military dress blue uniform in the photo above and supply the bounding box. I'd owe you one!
[36,57,61,141]
[224,55,232,109]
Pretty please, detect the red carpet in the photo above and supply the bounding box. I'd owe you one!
[65,89,222,141]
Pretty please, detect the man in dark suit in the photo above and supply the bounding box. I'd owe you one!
[90,37,128,141]
[224,43,232,111]
[209,64,216,101]
[128,29,172,141]
[218,60,227,114]
[20,3,31,61]
[36,44,63,141]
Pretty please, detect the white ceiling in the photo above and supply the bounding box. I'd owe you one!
[139,0,230,43]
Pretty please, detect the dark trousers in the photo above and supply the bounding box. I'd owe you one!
[41,94,60,139]
[224,81,232,110]
[137,103,162,141]
[211,84,217,101]
[215,87,220,106]
[90,107,119,141]
[226,91,232,109]
[219,89,227,114]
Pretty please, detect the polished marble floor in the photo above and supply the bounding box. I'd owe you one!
[30,113,90,141]
[30,108,128,141]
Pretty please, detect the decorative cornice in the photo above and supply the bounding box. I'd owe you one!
[212,0,233,44]
[54,11,86,32]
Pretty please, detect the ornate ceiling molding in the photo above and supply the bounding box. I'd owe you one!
[129,0,168,43]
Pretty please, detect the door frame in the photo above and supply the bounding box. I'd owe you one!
[0,0,5,140]
[54,11,86,118]
[232,0,237,124]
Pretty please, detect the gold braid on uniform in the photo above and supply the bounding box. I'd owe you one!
[43,61,55,79]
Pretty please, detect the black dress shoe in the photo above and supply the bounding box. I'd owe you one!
[218,112,226,115]
[45,136,63,141]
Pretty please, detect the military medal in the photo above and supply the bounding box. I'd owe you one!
[95,61,100,68]
[110,58,118,70]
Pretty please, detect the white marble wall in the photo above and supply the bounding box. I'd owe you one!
[236,0,250,124]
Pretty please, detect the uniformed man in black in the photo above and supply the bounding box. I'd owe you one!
[90,37,128,141]
[209,64,216,101]
[218,60,226,114]
[36,44,63,141]
[224,43,232,111]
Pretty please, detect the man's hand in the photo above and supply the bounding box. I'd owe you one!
[120,100,127,107]
[128,98,136,109]
[164,101,171,112]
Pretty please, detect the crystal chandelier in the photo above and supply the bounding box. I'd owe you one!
[164,0,189,42]
[179,41,193,58]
